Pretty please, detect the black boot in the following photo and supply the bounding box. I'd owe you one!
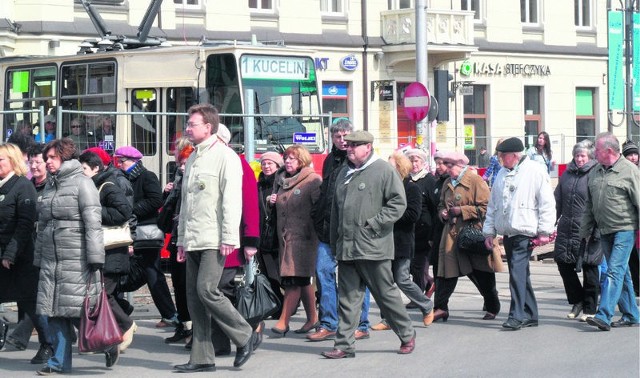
[31,344,53,365]
[165,324,192,344]
[0,321,8,350]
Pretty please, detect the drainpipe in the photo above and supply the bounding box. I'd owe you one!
[361,0,369,130]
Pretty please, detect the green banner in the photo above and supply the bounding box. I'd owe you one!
[608,11,624,111]
[633,13,640,111]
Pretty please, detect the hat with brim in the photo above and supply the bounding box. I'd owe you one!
[344,130,374,144]
[405,148,429,162]
[433,151,445,160]
[442,151,470,166]
[495,137,524,153]
[114,146,143,160]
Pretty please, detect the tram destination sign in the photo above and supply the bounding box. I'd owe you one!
[241,55,310,80]
[293,132,317,144]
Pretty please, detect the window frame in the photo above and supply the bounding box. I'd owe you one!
[574,0,592,29]
[321,0,345,14]
[249,0,275,11]
[173,0,201,9]
[463,84,488,165]
[461,0,483,22]
[524,85,543,148]
[520,0,541,25]
[575,87,597,140]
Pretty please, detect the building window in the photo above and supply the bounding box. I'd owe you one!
[174,0,200,6]
[461,0,481,20]
[249,0,273,10]
[576,88,596,139]
[321,0,344,13]
[322,82,350,120]
[75,0,124,4]
[524,86,543,148]
[520,0,539,24]
[574,0,591,27]
[388,0,413,10]
[463,85,488,165]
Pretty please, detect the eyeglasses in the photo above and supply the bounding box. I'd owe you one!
[346,142,366,148]
[29,160,45,166]
[70,125,81,129]
[117,158,129,164]
[444,162,456,168]
[185,122,207,129]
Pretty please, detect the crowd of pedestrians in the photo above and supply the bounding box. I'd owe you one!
[0,107,638,375]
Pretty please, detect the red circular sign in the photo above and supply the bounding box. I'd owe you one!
[403,82,431,122]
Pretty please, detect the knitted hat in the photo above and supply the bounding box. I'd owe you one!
[114,146,143,160]
[622,140,639,157]
[405,148,428,162]
[84,147,112,166]
[217,123,231,145]
[495,137,524,153]
[260,151,284,167]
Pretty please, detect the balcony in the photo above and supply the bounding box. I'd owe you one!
[381,9,475,47]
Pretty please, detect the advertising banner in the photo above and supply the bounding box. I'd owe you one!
[608,11,624,110]
[633,13,640,111]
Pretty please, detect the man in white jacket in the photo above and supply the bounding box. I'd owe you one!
[482,137,555,330]
[174,104,254,372]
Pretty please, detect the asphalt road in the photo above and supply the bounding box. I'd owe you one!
[1,261,638,377]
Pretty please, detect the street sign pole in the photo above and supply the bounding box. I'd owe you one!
[415,0,429,151]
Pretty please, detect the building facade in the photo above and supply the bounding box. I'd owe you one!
[0,0,626,166]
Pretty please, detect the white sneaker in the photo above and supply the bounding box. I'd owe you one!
[579,313,595,322]
[119,322,137,352]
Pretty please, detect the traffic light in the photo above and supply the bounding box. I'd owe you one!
[434,69,454,121]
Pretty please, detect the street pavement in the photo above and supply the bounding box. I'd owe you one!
[1,261,638,377]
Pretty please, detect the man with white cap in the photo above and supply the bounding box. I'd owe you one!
[482,137,555,330]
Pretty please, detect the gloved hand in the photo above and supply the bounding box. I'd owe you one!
[448,206,462,218]
[89,263,103,272]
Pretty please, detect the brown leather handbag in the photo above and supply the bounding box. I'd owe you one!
[78,272,123,353]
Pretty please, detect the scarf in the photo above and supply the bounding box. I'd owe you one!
[450,166,469,187]
[344,153,380,185]
[0,171,15,189]
[409,168,430,182]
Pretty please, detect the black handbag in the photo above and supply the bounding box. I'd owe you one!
[235,269,281,327]
[456,207,491,256]
[118,254,147,292]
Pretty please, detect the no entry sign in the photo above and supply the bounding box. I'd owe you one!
[404,82,431,122]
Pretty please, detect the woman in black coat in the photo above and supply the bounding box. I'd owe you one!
[372,152,434,330]
[79,150,137,352]
[114,146,178,326]
[553,140,601,321]
[0,143,40,350]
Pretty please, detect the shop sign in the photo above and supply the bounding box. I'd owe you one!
[459,60,551,77]
[315,57,329,71]
[464,124,475,149]
[340,55,358,71]
[379,85,394,101]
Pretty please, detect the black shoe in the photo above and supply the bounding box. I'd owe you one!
[36,366,63,376]
[105,346,120,368]
[252,322,264,351]
[31,344,53,365]
[610,319,639,328]
[586,316,611,331]
[233,333,254,368]
[184,338,192,351]
[174,362,216,373]
[0,321,9,350]
[502,318,523,330]
[521,319,539,328]
[165,326,192,344]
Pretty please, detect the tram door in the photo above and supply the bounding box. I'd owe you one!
[130,87,195,185]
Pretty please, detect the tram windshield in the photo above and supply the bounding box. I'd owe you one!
[206,53,324,153]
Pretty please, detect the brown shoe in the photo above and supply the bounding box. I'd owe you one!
[321,349,355,359]
[306,328,336,342]
[423,310,434,326]
[354,330,370,340]
[371,322,391,331]
[398,336,415,354]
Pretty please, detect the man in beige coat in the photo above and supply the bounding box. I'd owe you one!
[174,104,255,372]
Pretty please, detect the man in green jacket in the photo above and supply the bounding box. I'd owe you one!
[582,132,639,331]
[322,130,415,359]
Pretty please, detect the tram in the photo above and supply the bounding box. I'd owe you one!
[0,42,329,184]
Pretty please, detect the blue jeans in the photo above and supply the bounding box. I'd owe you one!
[47,317,77,373]
[316,242,370,332]
[596,231,639,324]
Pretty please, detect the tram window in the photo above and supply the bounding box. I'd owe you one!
[166,87,195,156]
[131,89,157,156]
[4,66,57,139]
